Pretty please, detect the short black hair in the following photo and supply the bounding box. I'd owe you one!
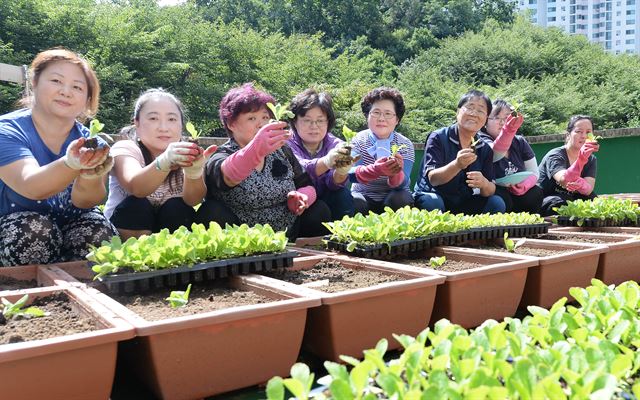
[457,89,492,117]
[361,87,405,123]
[289,89,336,133]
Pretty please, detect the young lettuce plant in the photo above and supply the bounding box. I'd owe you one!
[185,122,202,144]
[586,132,603,143]
[503,232,526,253]
[470,135,480,154]
[390,144,407,157]
[429,256,447,269]
[165,284,192,308]
[84,118,105,149]
[1,294,47,322]
[266,363,315,400]
[267,102,294,122]
[341,125,357,145]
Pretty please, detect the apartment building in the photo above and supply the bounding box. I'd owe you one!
[518,0,640,54]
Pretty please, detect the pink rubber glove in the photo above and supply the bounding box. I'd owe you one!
[508,174,537,196]
[222,121,289,182]
[493,114,523,158]
[355,157,399,184]
[287,186,317,216]
[564,142,599,183]
[387,153,405,188]
[566,177,593,196]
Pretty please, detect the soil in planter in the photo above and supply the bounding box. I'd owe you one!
[458,242,565,257]
[0,275,37,291]
[111,278,275,321]
[393,258,484,272]
[0,293,99,344]
[536,234,609,244]
[264,259,404,293]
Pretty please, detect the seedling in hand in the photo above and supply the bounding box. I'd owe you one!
[470,135,480,153]
[342,125,357,145]
[185,122,202,142]
[503,232,525,253]
[510,101,522,118]
[267,102,294,122]
[429,256,447,269]
[586,132,603,143]
[166,284,192,308]
[84,118,105,149]
[1,294,47,323]
[390,144,407,157]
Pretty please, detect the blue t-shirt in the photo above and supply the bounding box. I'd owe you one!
[478,133,536,179]
[414,124,495,199]
[0,108,93,222]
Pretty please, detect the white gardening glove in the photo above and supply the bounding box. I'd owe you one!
[183,145,218,180]
[64,138,110,170]
[319,146,341,169]
[80,155,114,179]
[155,142,198,172]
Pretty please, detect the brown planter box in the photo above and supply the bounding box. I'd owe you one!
[81,275,320,399]
[545,229,640,285]
[376,246,537,329]
[465,239,607,309]
[0,286,134,400]
[0,264,72,296]
[251,254,445,361]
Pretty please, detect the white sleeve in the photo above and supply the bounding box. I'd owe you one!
[524,157,539,178]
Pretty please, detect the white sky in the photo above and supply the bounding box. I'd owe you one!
[157,0,187,6]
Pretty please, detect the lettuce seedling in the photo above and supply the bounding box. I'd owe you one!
[185,122,201,141]
[586,132,603,143]
[470,135,480,153]
[390,144,407,156]
[510,101,521,117]
[1,294,47,321]
[84,118,105,149]
[342,125,357,145]
[267,102,294,122]
[503,232,525,253]
[429,256,447,268]
[165,284,192,308]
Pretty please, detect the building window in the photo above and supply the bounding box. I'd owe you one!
[626,38,635,44]
[549,16,557,21]
[627,29,636,34]
[626,0,635,5]
[627,9,636,14]
[628,19,635,24]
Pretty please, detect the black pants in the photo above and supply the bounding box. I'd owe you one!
[195,198,331,241]
[110,196,196,233]
[352,189,414,215]
[495,185,544,214]
[540,191,597,216]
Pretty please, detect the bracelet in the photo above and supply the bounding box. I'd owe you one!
[155,158,163,171]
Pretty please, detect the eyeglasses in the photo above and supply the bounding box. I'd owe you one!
[461,106,487,117]
[369,110,396,120]
[298,118,328,128]
[488,117,508,124]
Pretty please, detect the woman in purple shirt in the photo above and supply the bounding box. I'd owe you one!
[287,89,356,220]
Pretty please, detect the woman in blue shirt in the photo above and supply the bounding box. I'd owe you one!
[0,49,116,266]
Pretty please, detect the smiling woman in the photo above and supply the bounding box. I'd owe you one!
[0,48,117,267]
[413,89,506,215]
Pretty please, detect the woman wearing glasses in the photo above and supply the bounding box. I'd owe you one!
[414,90,506,214]
[478,99,543,213]
[349,87,415,215]
[196,83,331,240]
[287,89,356,220]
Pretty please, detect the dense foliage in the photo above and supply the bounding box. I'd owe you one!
[268,279,640,399]
[1,0,640,142]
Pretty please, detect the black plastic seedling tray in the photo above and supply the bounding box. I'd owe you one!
[555,216,625,228]
[95,250,297,294]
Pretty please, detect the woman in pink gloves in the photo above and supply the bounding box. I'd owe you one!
[349,87,414,215]
[537,115,599,216]
[104,88,216,240]
[0,48,116,266]
[479,99,543,213]
[196,83,331,240]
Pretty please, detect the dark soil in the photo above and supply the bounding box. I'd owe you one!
[83,137,99,149]
[394,258,484,272]
[111,279,274,322]
[0,292,99,344]
[264,259,405,292]
[537,234,609,244]
[0,275,38,291]
[466,244,565,257]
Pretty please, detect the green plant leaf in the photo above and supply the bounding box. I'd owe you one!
[185,122,200,139]
[165,283,192,308]
[89,118,104,138]
[266,377,285,400]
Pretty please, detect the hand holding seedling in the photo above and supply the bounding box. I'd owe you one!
[80,155,114,179]
[465,171,488,190]
[501,114,524,137]
[455,148,477,170]
[185,122,202,141]
[586,132,603,143]
[155,142,201,172]
[267,102,294,122]
[250,121,290,158]
[64,138,111,171]
[564,141,599,183]
[184,145,218,179]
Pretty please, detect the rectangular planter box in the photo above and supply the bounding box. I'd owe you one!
[455,238,608,309]
[545,229,640,285]
[377,247,537,329]
[251,254,445,361]
[0,286,134,400]
[81,275,320,399]
[0,264,61,296]
[550,226,640,235]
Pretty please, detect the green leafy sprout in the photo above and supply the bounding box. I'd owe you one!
[503,232,526,253]
[390,144,407,156]
[185,122,201,140]
[429,256,447,268]
[470,135,480,153]
[510,100,522,117]
[166,284,192,308]
[89,119,104,138]
[2,294,47,320]
[587,132,603,143]
[341,125,357,144]
[267,102,294,122]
